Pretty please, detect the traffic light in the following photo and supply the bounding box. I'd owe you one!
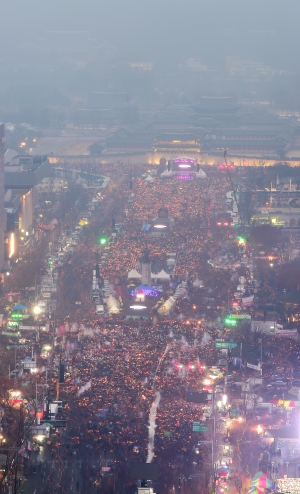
[99,237,107,246]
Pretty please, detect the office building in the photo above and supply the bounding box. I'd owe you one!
[0,125,5,271]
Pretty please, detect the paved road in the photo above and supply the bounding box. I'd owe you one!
[21,455,107,493]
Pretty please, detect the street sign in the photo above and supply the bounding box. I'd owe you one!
[2,331,20,337]
[247,362,260,371]
[42,277,53,284]
[30,425,50,437]
[22,361,37,369]
[19,325,38,330]
[192,421,209,432]
[41,286,57,292]
[215,342,237,349]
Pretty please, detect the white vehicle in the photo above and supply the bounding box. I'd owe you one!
[96,305,104,314]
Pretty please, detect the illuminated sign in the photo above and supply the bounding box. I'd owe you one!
[9,233,15,259]
[178,164,192,168]
[7,321,19,328]
[130,305,147,310]
[153,224,167,229]
[223,318,237,326]
[173,158,195,164]
[11,313,24,319]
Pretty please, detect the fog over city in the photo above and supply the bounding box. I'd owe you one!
[1,1,300,494]
[1,0,300,69]
[1,0,300,122]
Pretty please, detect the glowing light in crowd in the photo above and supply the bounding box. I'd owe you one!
[9,233,15,259]
[257,424,263,434]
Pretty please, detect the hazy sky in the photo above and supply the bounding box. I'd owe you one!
[1,0,300,69]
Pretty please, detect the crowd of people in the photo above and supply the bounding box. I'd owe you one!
[52,164,241,491]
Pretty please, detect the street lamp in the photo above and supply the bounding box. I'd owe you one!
[33,305,42,341]
[33,305,41,315]
[257,424,263,435]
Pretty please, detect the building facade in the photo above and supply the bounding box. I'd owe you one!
[0,125,5,270]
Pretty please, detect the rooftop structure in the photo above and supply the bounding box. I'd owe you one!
[5,155,50,189]
[154,133,200,155]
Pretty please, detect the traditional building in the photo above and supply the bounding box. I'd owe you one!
[154,133,200,155]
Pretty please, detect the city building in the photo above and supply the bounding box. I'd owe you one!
[106,128,153,154]
[153,133,200,156]
[0,124,5,272]
[4,154,50,257]
[192,97,241,126]
[4,189,20,265]
[178,58,208,73]
[226,56,273,79]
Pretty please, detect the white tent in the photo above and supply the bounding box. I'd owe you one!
[144,174,154,182]
[158,296,176,315]
[106,295,120,314]
[196,168,207,178]
[128,269,142,279]
[152,269,170,280]
[160,169,173,178]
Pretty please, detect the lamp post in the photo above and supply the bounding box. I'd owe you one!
[258,338,263,377]
[33,305,42,342]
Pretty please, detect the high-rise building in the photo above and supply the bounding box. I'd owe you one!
[0,124,5,271]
